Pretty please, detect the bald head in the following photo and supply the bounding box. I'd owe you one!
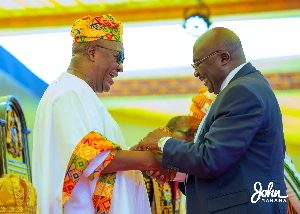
[193,27,246,94]
[166,116,195,141]
[194,27,245,63]
[166,116,189,131]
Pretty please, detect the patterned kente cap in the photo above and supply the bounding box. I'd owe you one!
[189,88,216,120]
[71,14,123,44]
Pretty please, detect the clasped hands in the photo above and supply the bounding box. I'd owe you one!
[131,127,176,184]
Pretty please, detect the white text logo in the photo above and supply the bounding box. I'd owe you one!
[251,182,288,203]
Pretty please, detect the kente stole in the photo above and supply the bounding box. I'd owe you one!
[284,159,300,214]
[62,131,121,214]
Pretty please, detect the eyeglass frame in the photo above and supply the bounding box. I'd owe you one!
[170,128,198,140]
[191,50,230,71]
[94,45,125,65]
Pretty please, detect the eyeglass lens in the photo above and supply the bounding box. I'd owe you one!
[118,51,125,65]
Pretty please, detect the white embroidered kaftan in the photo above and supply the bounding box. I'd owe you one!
[32,72,150,214]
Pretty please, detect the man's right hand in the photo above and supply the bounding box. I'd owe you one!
[147,169,176,184]
[148,149,176,183]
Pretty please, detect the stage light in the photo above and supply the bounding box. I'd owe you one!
[183,1,211,37]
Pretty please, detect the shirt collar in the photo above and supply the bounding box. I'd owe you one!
[220,62,248,92]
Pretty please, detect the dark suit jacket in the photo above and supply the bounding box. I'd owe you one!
[163,63,287,214]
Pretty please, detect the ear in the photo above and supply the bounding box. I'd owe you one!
[220,52,230,66]
[86,44,97,62]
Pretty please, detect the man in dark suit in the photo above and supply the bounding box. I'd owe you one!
[136,27,287,213]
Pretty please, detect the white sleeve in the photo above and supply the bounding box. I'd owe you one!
[52,90,112,176]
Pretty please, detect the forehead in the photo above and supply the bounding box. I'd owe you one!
[100,40,124,52]
[193,36,216,60]
[193,42,207,61]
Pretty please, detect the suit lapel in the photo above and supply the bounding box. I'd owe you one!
[200,63,258,135]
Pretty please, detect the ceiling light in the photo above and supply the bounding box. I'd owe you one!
[183,0,211,37]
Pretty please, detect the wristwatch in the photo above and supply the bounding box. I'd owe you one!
[158,137,170,151]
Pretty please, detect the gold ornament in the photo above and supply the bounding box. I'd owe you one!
[0,174,37,214]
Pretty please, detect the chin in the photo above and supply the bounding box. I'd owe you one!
[207,87,214,93]
[103,85,111,93]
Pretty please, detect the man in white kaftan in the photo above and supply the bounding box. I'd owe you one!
[33,72,150,213]
[32,14,172,214]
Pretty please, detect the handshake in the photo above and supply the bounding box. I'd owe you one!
[130,127,177,184]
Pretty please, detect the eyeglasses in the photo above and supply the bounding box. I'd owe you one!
[94,45,125,65]
[171,128,197,140]
[191,51,229,70]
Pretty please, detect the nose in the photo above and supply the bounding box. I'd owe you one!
[117,63,123,73]
[194,70,199,77]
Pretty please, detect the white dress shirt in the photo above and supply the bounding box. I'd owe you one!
[220,62,248,92]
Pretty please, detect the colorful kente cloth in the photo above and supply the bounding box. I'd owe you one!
[33,72,150,214]
[174,188,181,214]
[62,131,121,214]
[169,182,181,214]
[143,171,154,205]
[143,172,174,214]
[189,88,216,121]
[71,14,123,44]
[154,182,173,214]
[284,153,300,214]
